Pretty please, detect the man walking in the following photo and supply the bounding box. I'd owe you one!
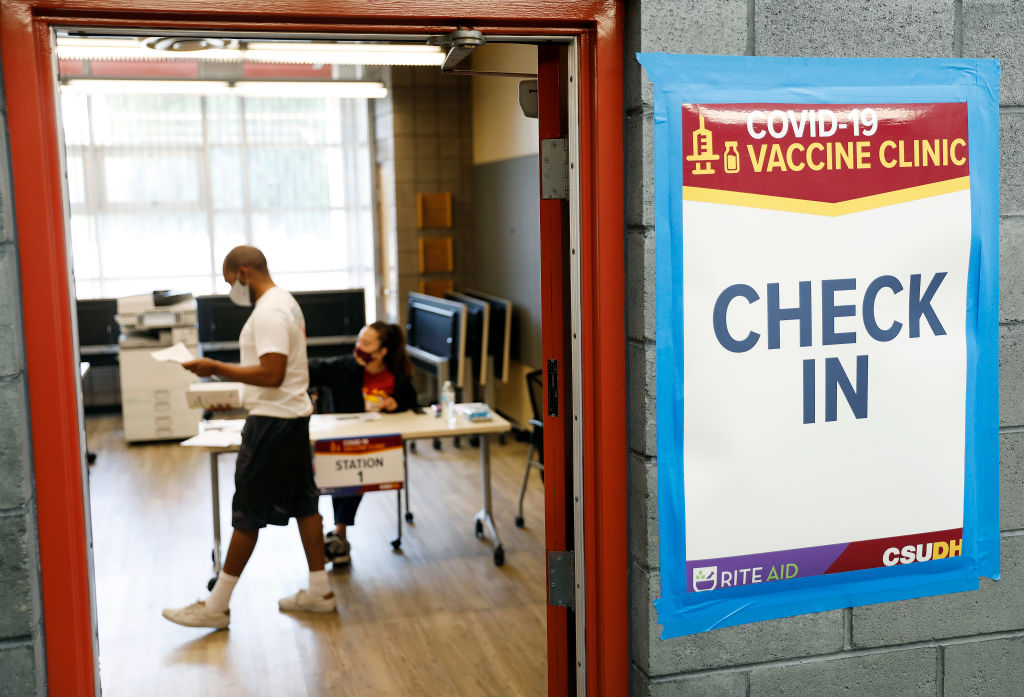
[163,245,334,629]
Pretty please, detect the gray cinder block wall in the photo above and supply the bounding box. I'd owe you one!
[626,1,1024,695]
[0,68,47,696]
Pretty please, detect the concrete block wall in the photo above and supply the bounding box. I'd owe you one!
[626,1,1024,695]
[391,66,474,318]
[0,67,46,696]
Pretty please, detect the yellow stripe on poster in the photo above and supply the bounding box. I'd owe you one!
[683,176,971,217]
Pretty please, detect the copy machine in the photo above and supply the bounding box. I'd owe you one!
[116,292,202,442]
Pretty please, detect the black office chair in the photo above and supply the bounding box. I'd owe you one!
[515,369,544,528]
[308,384,334,414]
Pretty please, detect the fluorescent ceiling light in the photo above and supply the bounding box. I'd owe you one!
[57,46,241,61]
[233,81,387,98]
[59,78,387,99]
[57,37,140,48]
[245,42,440,54]
[242,49,444,66]
[55,36,445,66]
[60,79,232,95]
[243,42,445,66]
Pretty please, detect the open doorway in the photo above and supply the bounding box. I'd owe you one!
[1,4,625,696]
[60,30,553,696]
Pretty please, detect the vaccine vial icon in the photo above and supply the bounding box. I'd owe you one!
[685,114,719,175]
[723,141,740,174]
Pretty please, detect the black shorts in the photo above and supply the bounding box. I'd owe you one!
[232,415,318,530]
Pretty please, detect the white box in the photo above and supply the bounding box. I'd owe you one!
[456,402,493,421]
[186,382,245,410]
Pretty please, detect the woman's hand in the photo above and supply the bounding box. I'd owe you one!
[381,396,398,412]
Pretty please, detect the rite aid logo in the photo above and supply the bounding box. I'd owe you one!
[692,566,718,592]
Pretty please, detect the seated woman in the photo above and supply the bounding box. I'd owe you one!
[308,321,418,566]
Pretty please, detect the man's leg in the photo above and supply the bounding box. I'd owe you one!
[203,527,259,614]
[280,419,335,612]
[223,528,259,576]
[164,416,268,628]
[297,513,326,571]
[161,528,257,628]
[279,512,336,613]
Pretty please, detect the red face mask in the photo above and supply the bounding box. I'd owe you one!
[354,346,376,363]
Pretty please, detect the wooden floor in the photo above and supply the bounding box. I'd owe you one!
[85,413,547,697]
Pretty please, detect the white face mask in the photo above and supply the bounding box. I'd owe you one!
[228,276,251,307]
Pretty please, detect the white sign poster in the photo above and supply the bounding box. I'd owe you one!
[639,54,1001,638]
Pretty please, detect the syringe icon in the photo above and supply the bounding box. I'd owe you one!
[685,114,719,175]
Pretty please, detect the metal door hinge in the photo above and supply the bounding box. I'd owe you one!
[548,550,575,609]
[547,359,559,417]
[541,138,569,200]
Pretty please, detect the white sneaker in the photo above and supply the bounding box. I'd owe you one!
[162,600,230,629]
[278,589,337,613]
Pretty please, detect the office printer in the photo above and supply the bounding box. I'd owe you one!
[116,291,198,347]
[117,291,202,442]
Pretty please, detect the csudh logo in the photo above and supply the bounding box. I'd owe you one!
[692,566,718,592]
[882,537,961,566]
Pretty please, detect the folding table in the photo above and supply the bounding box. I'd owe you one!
[181,407,513,589]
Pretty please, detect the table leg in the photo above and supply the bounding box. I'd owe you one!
[473,433,505,566]
[210,451,222,579]
[403,442,413,522]
[391,488,403,550]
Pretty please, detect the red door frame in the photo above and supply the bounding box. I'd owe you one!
[0,2,625,695]
[537,43,574,696]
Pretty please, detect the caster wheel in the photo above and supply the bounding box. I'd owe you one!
[493,546,505,566]
[409,441,418,454]
[433,438,441,450]
[475,519,484,539]
[207,577,217,592]
[405,511,414,523]
[391,538,402,550]
[515,515,524,528]
[86,451,97,464]
[469,435,480,448]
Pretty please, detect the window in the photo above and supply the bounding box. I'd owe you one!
[61,91,376,311]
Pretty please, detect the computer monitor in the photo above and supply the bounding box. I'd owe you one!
[293,289,365,338]
[75,298,119,347]
[198,289,365,344]
[196,295,253,343]
[462,290,512,384]
[406,292,468,388]
[446,291,490,387]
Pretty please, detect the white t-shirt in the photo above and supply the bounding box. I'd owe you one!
[238,286,313,418]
